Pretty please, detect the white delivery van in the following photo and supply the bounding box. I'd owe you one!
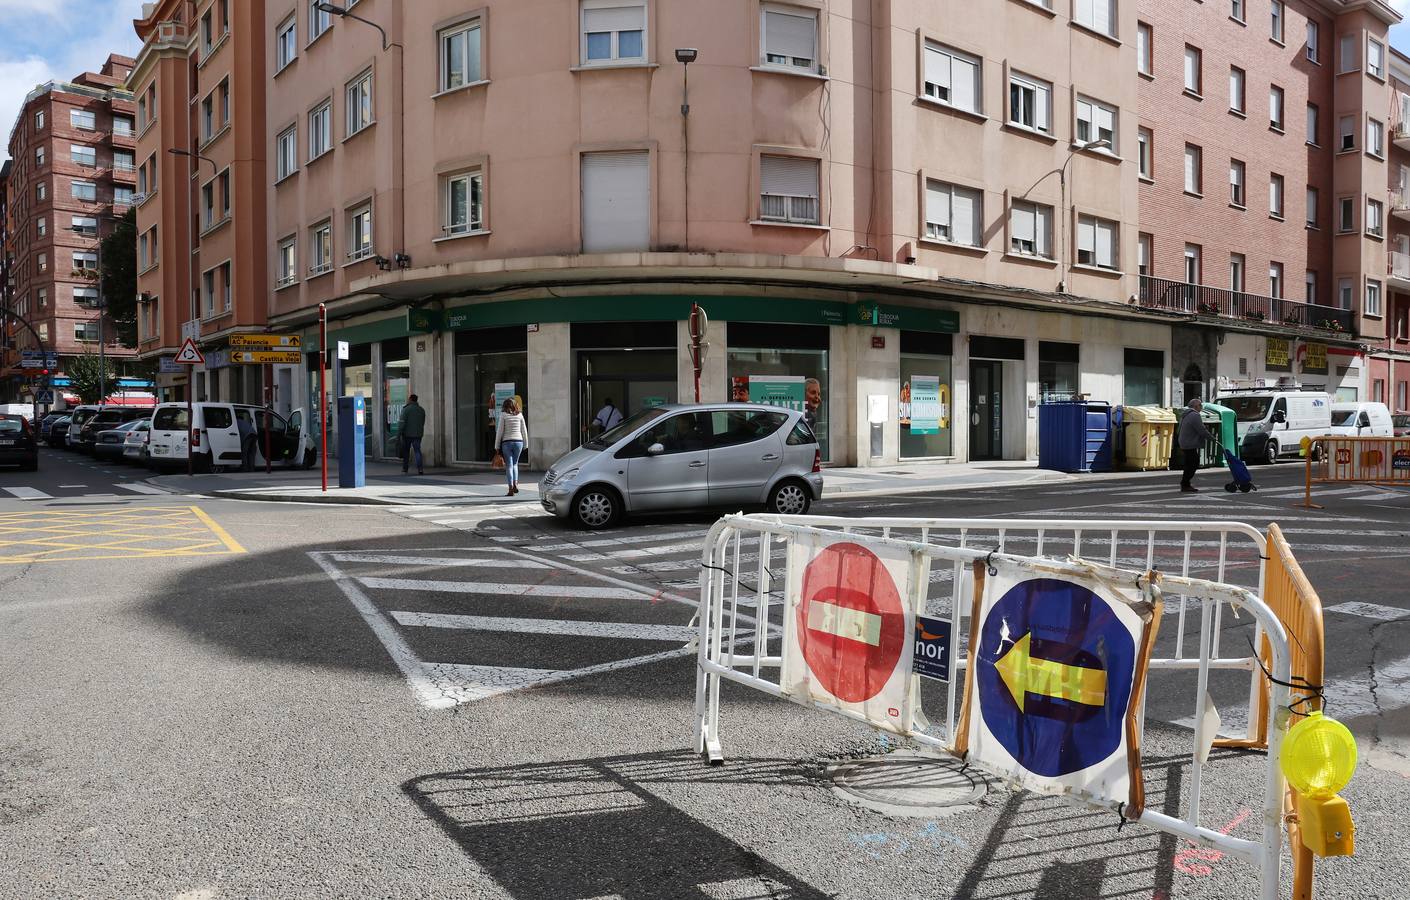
[1328,401,1394,438]
[1214,390,1332,464]
[147,402,316,472]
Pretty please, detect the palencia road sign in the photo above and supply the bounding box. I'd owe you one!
[231,350,302,364]
[230,333,302,349]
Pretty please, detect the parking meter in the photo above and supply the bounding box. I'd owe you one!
[337,394,366,488]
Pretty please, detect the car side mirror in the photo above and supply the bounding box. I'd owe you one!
[1273,410,1287,424]
[647,442,666,456]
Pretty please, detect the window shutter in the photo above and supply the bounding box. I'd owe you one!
[1185,149,1196,189]
[1077,218,1096,254]
[926,180,949,230]
[1097,221,1116,267]
[584,4,644,33]
[765,9,816,62]
[1012,204,1035,243]
[1035,85,1049,131]
[951,187,979,245]
[581,150,650,253]
[951,56,977,111]
[924,45,948,95]
[1035,205,1051,255]
[1091,0,1111,32]
[761,155,819,198]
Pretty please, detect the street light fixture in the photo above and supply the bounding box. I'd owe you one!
[1056,138,1111,294]
[315,2,396,51]
[676,49,698,252]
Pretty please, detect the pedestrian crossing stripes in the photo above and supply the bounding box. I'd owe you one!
[358,576,656,600]
[391,611,697,641]
[2,483,171,501]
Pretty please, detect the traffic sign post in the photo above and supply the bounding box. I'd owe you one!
[173,337,204,476]
[230,350,301,365]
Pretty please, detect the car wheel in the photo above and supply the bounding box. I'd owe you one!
[767,479,812,516]
[572,486,621,530]
[1264,440,1279,466]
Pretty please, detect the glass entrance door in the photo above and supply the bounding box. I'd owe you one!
[969,360,1003,460]
[576,349,676,445]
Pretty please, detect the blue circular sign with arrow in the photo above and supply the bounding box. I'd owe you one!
[976,577,1137,777]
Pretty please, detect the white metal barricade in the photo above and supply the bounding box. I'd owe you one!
[693,514,1293,900]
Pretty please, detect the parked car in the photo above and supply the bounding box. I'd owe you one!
[93,419,147,461]
[0,413,39,471]
[64,405,100,450]
[540,403,823,529]
[1394,414,1410,438]
[1328,402,1394,438]
[147,402,316,472]
[76,407,151,454]
[122,419,153,466]
[44,415,72,448]
[38,412,65,440]
[1215,390,1333,464]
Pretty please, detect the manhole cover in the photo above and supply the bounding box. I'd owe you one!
[827,751,986,817]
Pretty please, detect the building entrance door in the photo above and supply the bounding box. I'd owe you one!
[969,360,1003,460]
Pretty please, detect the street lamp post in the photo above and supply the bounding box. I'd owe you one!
[675,48,698,253]
[1056,138,1111,294]
[169,148,218,477]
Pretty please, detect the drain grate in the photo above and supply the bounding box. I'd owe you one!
[827,751,987,817]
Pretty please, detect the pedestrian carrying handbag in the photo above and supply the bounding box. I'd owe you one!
[492,450,505,469]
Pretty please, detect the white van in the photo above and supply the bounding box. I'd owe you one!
[1214,390,1333,464]
[1329,401,1394,438]
[148,402,316,472]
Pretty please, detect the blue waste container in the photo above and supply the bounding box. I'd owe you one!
[1039,401,1113,473]
[1085,402,1114,472]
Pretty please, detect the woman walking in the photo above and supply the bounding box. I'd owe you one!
[494,398,528,496]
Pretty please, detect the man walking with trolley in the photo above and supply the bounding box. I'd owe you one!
[1177,398,1216,493]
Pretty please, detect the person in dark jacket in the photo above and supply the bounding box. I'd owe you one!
[399,394,426,474]
[1177,398,1215,493]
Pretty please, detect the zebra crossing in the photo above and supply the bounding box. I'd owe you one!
[2,482,172,501]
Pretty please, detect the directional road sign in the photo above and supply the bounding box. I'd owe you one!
[34,390,54,403]
[974,577,1136,778]
[173,338,205,365]
[230,333,302,349]
[230,350,302,365]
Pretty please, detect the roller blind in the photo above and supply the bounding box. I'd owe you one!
[764,9,815,62]
[584,4,644,33]
[581,150,649,253]
[761,155,818,197]
[951,187,979,245]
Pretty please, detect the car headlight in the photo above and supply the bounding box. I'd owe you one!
[1247,420,1270,435]
[559,467,581,483]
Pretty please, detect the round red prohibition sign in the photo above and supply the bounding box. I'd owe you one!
[796,542,907,703]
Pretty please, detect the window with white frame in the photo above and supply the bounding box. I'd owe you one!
[348,205,373,261]
[1339,32,1357,73]
[201,94,214,141]
[1305,269,1316,302]
[201,180,215,227]
[309,0,331,41]
[440,17,482,89]
[1009,200,1053,258]
[33,109,43,130]
[219,79,230,126]
[70,144,96,167]
[36,182,46,201]
[219,261,232,311]
[1338,277,1353,309]
[1269,85,1284,129]
[1184,144,1202,194]
[1137,127,1152,179]
[200,7,214,54]
[1269,173,1284,218]
[1137,23,1151,76]
[310,222,332,274]
[70,108,95,130]
[760,155,821,224]
[1306,20,1319,62]
[1229,66,1245,113]
[36,217,46,237]
[761,4,818,72]
[1367,117,1384,157]
[276,15,297,70]
[1306,103,1319,144]
[202,268,216,316]
[444,170,485,235]
[276,126,297,180]
[112,114,133,136]
[581,0,646,65]
[37,252,47,273]
[73,250,97,272]
[1077,215,1119,269]
[1138,233,1151,276]
[924,42,981,114]
[1367,197,1384,237]
[1230,253,1245,292]
[1269,263,1283,299]
[1339,114,1355,151]
[1368,37,1385,78]
[35,146,44,167]
[1184,45,1201,94]
[346,69,373,135]
[923,179,982,246]
[1231,0,1245,23]
[277,237,297,286]
[1337,196,1355,232]
[1271,0,1284,42]
[1184,244,1201,283]
[1230,158,1245,206]
[74,287,98,307]
[1008,71,1050,132]
[71,180,96,202]
[1306,186,1318,227]
[37,287,47,308]
[75,322,100,343]
[309,101,331,159]
[1075,96,1117,151]
[1074,0,1116,39]
[113,149,134,171]
[1366,279,1382,315]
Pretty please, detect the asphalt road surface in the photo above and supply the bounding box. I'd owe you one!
[3,445,1408,899]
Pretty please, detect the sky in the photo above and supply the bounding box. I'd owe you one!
[3,0,1410,162]
[0,0,145,162]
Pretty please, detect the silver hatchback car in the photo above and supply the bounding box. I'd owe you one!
[541,403,824,528]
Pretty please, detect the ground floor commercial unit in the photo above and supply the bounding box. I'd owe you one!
[1170,325,1368,406]
[1366,351,1410,412]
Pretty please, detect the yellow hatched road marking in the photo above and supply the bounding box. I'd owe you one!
[0,506,247,564]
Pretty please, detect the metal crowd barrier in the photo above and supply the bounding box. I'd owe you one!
[693,514,1301,900]
[1302,435,1410,508]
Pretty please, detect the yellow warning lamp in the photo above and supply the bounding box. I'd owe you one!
[1280,711,1357,857]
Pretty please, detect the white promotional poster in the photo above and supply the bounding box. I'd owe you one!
[963,558,1155,806]
[781,534,922,734]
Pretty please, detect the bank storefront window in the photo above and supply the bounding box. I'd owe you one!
[381,337,410,458]
[899,330,952,459]
[455,326,528,463]
[1123,347,1165,406]
[573,322,677,445]
[341,342,374,457]
[1039,341,1080,401]
[727,322,830,460]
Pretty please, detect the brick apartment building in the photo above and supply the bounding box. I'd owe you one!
[132,0,269,406]
[1376,47,1410,414]
[120,0,1406,466]
[0,54,138,405]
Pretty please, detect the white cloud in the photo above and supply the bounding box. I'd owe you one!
[0,56,58,158]
[0,0,72,14]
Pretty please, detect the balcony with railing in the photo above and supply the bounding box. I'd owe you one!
[1393,189,1410,221]
[1391,251,1410,290]
[1138,275,1355,335]
[1394,117,1410,152]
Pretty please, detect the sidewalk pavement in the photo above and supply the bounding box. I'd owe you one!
[147,458,1167,507]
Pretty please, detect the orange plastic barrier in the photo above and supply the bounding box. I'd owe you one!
[1302,436,1410,508]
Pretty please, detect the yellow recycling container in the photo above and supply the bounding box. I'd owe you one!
[1121,406,1177,471]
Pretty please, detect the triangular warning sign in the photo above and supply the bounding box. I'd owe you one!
[174,338,205,365]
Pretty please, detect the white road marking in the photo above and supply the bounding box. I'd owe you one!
[562,540,709,562]
[115,483,168,495]
[391,610,696,641]
[358,576,656,600]
[533,529,709,551]
[330,553,548,568]
[1325,601,1409,621]
[58,484,87,488]
[2,487,52,500]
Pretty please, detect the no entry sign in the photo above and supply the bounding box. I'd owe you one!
[783,536,920,731]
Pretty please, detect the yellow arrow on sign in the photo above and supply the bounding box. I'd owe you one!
[993,632,1107,713]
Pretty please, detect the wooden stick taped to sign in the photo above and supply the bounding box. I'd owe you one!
[949,558,987,760]
[1124,570,1164,819]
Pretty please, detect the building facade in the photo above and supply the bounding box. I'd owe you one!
[0,55,138,404]
[1376,47,1410,415]
[132,0,269,406]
